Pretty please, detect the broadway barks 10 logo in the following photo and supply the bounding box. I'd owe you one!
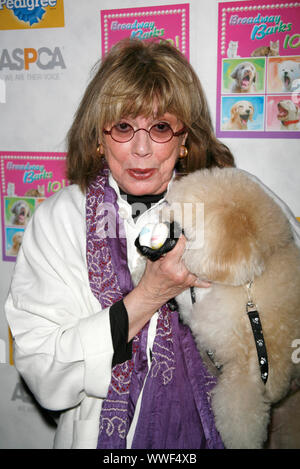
[0,0,64,30]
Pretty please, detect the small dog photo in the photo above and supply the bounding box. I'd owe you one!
[5,227,24,257]
[266,96,300,131]
[267,56,300,93]
[279,60,300,92]
[222,58,265,94]
[4,196,35,227]
[221,96,264,131]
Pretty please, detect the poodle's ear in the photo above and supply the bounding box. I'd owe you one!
[201,206,266,286]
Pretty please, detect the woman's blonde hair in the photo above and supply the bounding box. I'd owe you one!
[67,39,234,191]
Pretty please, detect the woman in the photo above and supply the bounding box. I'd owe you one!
[5,39,298,449]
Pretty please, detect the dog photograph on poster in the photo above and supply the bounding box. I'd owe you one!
[222,58,266,94]
[267,56,300,94]
[4,196,35,227]
[267,96,300,132]
[5,227,23,257]
[3,196,35,259]
[221,96,264,131]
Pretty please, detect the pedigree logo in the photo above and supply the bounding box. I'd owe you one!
[0,0,64,30]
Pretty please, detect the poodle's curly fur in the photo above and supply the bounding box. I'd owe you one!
[164,167,300,449]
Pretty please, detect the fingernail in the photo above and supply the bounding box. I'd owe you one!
[195,280,211,288]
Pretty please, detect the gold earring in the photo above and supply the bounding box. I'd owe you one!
[97,143,104,155]
[179,145,188,158]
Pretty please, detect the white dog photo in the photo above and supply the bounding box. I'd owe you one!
[278,60,300,92]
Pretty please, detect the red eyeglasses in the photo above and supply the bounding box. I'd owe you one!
[103,122,186,143]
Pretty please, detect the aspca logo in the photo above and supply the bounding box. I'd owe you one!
[0,47,66,71]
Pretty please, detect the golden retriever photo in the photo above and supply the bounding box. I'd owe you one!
[222,100,254,130]
[7,231,23,256]
[162,168,300,449]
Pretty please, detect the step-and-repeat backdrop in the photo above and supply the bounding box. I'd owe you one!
[0,0,299,448]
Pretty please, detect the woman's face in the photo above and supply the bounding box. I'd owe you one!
[101,113,187,195]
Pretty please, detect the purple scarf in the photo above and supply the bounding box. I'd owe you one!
[86,167,223,449]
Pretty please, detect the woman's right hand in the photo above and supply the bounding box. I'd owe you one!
[124,235,211,341]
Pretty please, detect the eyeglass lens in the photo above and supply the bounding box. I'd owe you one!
[111,122,173,143]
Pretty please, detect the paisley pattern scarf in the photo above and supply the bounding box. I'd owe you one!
[86,167,223,449]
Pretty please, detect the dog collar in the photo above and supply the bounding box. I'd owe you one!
[282,119,300,126]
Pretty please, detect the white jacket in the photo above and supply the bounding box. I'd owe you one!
[5,174,164,449]
[5,172,300,449]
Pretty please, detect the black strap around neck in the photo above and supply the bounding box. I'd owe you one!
[119,188,166,221]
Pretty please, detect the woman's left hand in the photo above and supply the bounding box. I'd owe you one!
[124,235,210,341]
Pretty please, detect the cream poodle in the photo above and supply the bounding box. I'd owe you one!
[163,168,300,449]
[135,168,300,449]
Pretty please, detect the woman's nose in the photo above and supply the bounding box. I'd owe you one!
[131,128,153,157]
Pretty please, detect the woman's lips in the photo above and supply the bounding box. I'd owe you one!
[127,168,156,180]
